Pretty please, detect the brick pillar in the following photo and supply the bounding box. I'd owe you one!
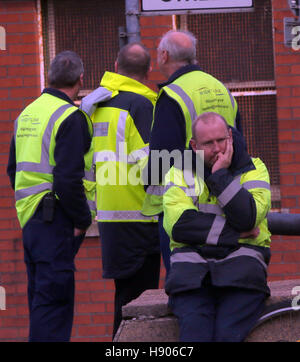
[0,0,41,341]
[140,15,173,91]
[269,0,300,280]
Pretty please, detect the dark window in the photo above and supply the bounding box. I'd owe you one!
[42,0,126,93]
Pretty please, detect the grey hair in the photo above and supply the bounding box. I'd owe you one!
[48,50,84,88]
[158,29,197,64]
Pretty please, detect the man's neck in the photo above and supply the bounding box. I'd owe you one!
[118,72,146,85]
[56,87,78,101]
[163,62,189,79]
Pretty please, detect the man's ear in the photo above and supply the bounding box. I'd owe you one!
[114,61,118,73]
[190,138,197,153]
[79,73,84,87]
[162,49,168,64]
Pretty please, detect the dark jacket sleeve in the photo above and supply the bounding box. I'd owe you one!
[53,110,92,229]
[129,96,153,144]
[144,92,186,186]
[235,109,243,136]
[7,136,16,190]
[172,209,240,247]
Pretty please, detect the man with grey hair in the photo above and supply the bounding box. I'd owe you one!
[7,50,94,341]
[142,30,243,276]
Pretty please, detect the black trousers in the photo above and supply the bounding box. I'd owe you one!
[169,283,266,342]
[22,203,84,342]
[113,253,161,339]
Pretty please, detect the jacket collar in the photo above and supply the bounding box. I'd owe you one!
[42,88,75,106]
[229,127,255,176]
[100,71,157,105]
[158,64,203,89]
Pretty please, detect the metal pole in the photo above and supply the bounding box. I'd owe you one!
[267,212,300,235]
[125,0,141,44]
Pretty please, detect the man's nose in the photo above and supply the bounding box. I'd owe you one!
[212,141,221,152]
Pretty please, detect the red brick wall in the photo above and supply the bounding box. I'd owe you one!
[270,0,300,280]
[0,0,39,341]
[0,0,114,342]
[140,15,173,91]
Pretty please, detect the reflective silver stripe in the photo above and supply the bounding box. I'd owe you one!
[205,215,226,245]
[94,151,116,162]
[16,162,54,174]
[16,104,74,174]
[196,203,223,215]
[94,111,150,166]
[87,200,96,211]
[183,169,195,189]
[171,247,267,270]
[97,210,158,221]
[170,251,207,265]
[42,104,74,165]
[242,180,270,191]
[164,182,198,203]
[164,182,180,194]
[93,122,109,137]
[80,86,112,116]
[146,185,165,196]
[218,177,242,207]
[127,145,149,164]
[224,85,235,110]
[94,111,128,163]
[13,116,19,141]
[166,84,197,122]
[209,246,267,270]
[84,169,95,182]
[116,111,127,157]
[15,182,52,201]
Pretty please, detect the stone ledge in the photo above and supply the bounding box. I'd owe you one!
[115,279,300,342]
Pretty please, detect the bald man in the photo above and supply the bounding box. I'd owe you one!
[142,30,243,277]
[81,43,160,339]
[163,112,271,342]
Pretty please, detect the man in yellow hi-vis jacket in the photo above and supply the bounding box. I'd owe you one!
[163,112,271,342]
[7,51,95,342]
[142,30,243,276]
[81,43,160,339]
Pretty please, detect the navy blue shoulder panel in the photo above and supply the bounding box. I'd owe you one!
[97,91,154,143]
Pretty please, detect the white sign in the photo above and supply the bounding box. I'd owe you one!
[284,17,300,51]
[0,26,6,50]
[0,287,6,310]
[141,0,253,12]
